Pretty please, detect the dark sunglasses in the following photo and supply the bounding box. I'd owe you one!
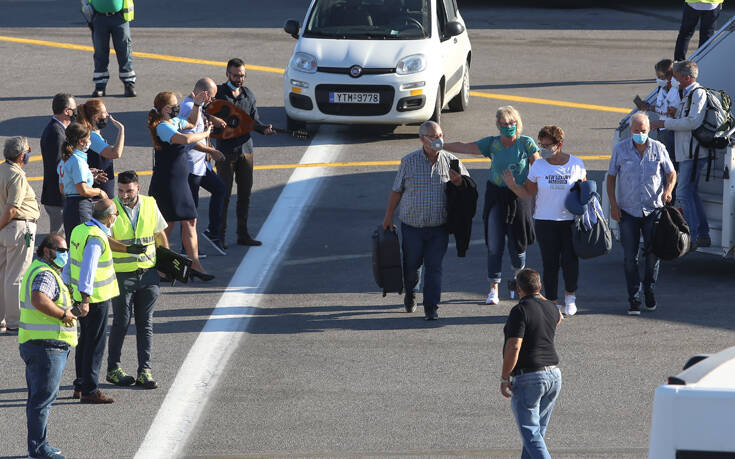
[51,247,68,253]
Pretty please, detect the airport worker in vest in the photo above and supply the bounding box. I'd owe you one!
[106,170,168,389]
[18,233,77,459]
[64,198,129,404]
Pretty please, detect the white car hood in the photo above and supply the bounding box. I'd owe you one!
[295,38,426,68]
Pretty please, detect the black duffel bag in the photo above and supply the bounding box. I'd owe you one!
[571,202,612,259]
[652,205,691,260]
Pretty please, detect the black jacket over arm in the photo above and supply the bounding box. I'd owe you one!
[482,181,535,253]
[446,175,478,257]
[39,118,65,207]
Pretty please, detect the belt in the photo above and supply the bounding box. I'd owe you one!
[134,267,150,276]
[12,218,37,223]
[97,10,121,16]
[511,365,558,377]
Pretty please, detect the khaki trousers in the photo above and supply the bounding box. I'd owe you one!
[0,220,35,328]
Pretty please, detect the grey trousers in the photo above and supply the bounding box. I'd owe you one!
[107,269,159,374]
[44,205,64,237]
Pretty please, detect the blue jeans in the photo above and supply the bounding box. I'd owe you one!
[189,170,226,236]
[510,367,562,459]
[20,340,70,457]
[676,158,710,239]
[674,3,722,61]
[74,300,110,395]
[401,223,448,314]
[619,211,660,303]
[108,269,160,374]
[486,204,526,283]
[92,12,134,88]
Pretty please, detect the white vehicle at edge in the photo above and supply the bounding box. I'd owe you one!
[282,0,471,129]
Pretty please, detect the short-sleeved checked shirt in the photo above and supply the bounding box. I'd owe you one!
[392,148,469,228]
[607,138,675,217]
[31,262,61,302]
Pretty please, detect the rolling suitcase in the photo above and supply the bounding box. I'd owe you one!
[372,225,404,296]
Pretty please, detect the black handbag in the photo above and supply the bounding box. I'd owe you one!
[571,204,612,259]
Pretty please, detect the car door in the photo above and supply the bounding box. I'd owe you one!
[436,0,464,102]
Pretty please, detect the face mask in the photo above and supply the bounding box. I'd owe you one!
[96,117,108,129]
[22,152,30,165]
[109,215,117,228]
[80,140,91,152]
[430,137,444,151]
[52,250,68,269]
[656,78,668,88]
[671,78,680,89]
[632,132,648,145]
[539,147,555,159]
[499,124,517,138]
[169,105,180,118]
[227,80,240,90]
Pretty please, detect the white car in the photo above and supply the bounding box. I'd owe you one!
[282,0,472,130]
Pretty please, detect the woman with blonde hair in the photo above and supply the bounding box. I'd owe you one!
[444,106,540,305]
[59,122,108,243]
[76,98,125,198]
[147,91,214,280]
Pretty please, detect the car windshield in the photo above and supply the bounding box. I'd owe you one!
[304,0,431,40]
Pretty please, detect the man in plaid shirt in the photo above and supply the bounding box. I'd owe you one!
[382,121,469,320]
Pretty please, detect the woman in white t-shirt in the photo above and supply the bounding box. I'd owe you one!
[502,125,586,315]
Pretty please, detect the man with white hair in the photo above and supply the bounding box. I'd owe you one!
[382,121,469,320]
[0,136,40,334]
[608,113,677,315]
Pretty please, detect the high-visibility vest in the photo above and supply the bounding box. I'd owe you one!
[69,223,120,303]
[87,0,134,22]
[686,0,723,4]
[18,259,77,346]
[111,196,158,272]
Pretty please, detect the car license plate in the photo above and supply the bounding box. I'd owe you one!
[329,92,380,104]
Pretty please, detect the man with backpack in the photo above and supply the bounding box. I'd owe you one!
[651,60,712,248]
[608,113,676,315]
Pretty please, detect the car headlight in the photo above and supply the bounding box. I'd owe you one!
[396,54,426,75]
[290,52,317,73]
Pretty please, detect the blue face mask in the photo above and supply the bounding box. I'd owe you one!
[499,124,517,138]
[227,80,240,91]
[632,132,648,145]
[53,250,68,268]
[22,152,30,165]
[430,137,444,151]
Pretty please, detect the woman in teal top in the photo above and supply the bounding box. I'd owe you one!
[444,105,540,305]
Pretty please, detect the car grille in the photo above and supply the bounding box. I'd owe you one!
[317,67,395,76]
[315,84,395,116]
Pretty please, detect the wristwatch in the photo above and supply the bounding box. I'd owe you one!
[501,376,511,383]
[60,309,69,321]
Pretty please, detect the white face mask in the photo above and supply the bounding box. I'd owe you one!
[80,140,92,152]
[656,78,668,88]
[671,78,680,89]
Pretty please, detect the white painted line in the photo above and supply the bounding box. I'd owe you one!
[134,127,343,459]
[281,239,486,266]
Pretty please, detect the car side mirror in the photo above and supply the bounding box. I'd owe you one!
[284,19,300,39]
[446,21,465,37]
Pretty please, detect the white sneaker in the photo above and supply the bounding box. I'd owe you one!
[564,294,577,316]
[485,286,499,305]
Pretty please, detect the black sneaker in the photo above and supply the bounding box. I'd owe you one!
[136,370,158,389]
[106,367,135,386]
[695,235,711,248]
[124,83,137,97]
[91,87,105,97]
[643,290,657,312]
[201,230,227,256]
[628,300,641,316]
[404,292,416,313]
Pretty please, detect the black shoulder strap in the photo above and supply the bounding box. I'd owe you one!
[684,86,707,118]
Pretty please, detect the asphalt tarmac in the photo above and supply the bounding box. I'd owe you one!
[0,2,734,458]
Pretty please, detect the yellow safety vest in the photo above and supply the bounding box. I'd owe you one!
[69,223,120,303]
[18,259,77,346]
[86,0,134,21]
[111,196,158,272]
[686,0,723,4]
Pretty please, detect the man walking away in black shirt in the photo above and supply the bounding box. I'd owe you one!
[501,268,562,459]
[41,93,77,237]
[214,58,275,247]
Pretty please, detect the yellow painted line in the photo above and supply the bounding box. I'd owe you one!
[0,35,284,75]
[1,35,631,112]
[25,155,611,182]
[469,91,630,114]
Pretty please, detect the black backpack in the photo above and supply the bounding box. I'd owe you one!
[684,87,734,181]
[652,206,691,260]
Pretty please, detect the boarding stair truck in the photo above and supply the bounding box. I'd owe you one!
[603,16,735,260]
[648,346,735,458]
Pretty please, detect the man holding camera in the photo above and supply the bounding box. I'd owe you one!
[106,171,168,390]
[382,121,468,320]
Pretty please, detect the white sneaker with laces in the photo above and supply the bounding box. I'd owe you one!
[485,286,499,305]
[564,294,577,316]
